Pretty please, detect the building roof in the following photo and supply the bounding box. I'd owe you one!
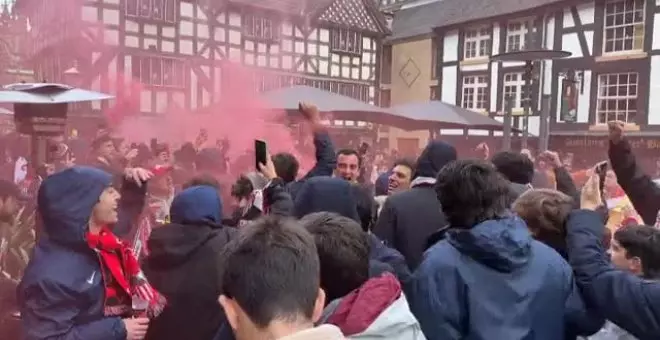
[389,0,564,42]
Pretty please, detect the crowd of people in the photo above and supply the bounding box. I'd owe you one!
[0,102,658,340]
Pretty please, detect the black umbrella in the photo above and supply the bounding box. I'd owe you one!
[388,100,514,131]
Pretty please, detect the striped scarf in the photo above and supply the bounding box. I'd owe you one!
[87,227,166,318]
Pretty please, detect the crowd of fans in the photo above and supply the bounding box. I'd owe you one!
[0,103,658,340]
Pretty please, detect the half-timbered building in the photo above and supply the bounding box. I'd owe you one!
[430,0,660,162]
[376,0,442,153]
[16,0,388,132]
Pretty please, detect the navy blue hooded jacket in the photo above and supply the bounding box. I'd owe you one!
[410,215,602,340]
[294,177,410,282]
[373,140,455,270]
[567,210,660,339]
[144,185,236,340]
[285,131,336,201]
[18,167,142,340]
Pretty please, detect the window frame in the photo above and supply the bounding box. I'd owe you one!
[125,0,177,23]
[505,19,531,52]
[595,72,639,124]
[242,14,281,43]
[602,0,645,55]
[131,55,185,88]
[461,75,489,111]
[501,72,527,111]
[330,28,363,56]
[463,26,491,60]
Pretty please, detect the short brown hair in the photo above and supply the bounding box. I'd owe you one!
[513,189,573,250]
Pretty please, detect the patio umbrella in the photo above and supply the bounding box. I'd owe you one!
[388,100,512,131]
[0,83,114,104]
[256,85,427,129]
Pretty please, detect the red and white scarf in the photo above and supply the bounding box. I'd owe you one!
[87,227,166,318]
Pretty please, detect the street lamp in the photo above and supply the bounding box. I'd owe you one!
[491,49,571,150]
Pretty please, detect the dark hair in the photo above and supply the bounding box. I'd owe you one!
[490,151,535,185]
[614,225,660,279]
[91,134,114,151]
[299,212,369,303]
[183,174,220,190]
[219,216,320,328]
[230,175,253,199]
[272,152,299,183]
[435,159,510,227]
[336,149,361,167]
[392,158,416,175]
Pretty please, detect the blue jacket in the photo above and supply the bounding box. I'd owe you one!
[18,167,143,340]
[285,131,336,200]
[293,177,411,282]
[567,210,660,339]
[409,216,601,340]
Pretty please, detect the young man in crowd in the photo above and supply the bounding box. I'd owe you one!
[218,216,344,340]
[410,159,600,340]
[91,134,122,174]
[586,224,660,339]
[271,102,336,200]
[334,149,361,184]
[143,179,237,340]
[293,176,410,282]
[568,171,660,339]
[300,212,424,339]
[373,140,456,270]
[18,166,162,340]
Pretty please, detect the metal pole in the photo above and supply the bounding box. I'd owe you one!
[521,60,533,149]
[538,94,551,152]
[502,95,513,151]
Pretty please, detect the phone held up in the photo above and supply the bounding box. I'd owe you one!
[595,162,608,196]
[255,139,267,170]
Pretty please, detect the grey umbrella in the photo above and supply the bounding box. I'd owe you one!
[0,83,114,104]
[388,100,510,131]
[256,85,443,130]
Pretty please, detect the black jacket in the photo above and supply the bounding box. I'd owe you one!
[373,141,456,270]
[609,139,660,225]
[143,185,237,340]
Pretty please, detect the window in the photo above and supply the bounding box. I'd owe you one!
[596,72,638,124]
[462,75,488,111]
[463,26,491,59]
[243,15,280,42]
[501,72,529,111]
[125,0,177,22]
[331,29,362,55]
[603,0,645,53]
[131,56,184,87]
[506,20,530,52]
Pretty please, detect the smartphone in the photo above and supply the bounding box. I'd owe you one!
[595,162,608,194]
[255,139,267,170]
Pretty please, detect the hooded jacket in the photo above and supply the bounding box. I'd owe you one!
[321,273,425,340]
[567,210,660,339]
[294,177,410,282]
[373,141,456,270]
[409,216,602,340]
[143,186,237,340]
[18,166,145,340]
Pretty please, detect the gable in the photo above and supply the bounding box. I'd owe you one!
[318,0,383,33]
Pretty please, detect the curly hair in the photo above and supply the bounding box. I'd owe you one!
[513,189,574,254]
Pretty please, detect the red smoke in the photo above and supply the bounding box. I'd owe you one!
[109,63,314,175]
